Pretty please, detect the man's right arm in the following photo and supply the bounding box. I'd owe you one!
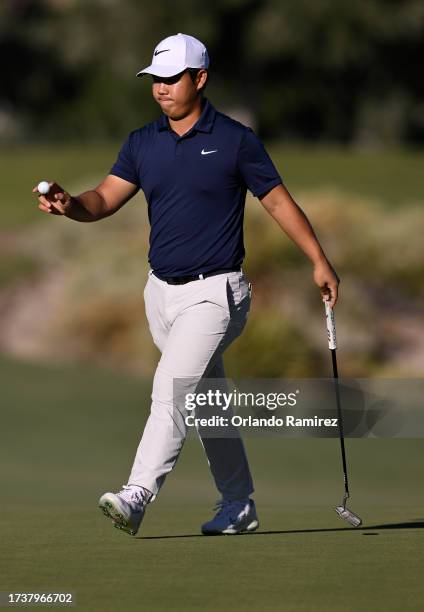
[34,175,139,222]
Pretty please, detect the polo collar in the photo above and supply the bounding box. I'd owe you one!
[157,98,216,134]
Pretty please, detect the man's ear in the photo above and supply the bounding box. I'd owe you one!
[196,69,208,91]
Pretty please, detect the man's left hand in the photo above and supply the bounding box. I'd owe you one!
[313,259,340,308]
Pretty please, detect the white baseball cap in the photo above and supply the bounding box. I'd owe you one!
[136,33,209,78]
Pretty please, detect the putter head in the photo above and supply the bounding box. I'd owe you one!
[335,505,362,527]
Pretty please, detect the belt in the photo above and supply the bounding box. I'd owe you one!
[152,267,241,285]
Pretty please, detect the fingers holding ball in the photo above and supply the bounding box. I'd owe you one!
[33,180,70,215]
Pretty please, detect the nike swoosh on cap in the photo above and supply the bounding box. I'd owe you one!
[154,49,170,56]
[201,149,218,155]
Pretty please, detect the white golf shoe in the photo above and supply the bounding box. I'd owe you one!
[201,498,259,535]
[99,485,152,536]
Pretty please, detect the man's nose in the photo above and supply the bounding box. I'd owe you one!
[157,81,169,94]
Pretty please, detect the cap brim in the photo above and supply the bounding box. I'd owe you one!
[136,65,187,78]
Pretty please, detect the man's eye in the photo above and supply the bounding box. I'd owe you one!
[153,71,185,85]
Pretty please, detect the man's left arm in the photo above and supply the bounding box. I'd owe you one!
[259,183,340,307]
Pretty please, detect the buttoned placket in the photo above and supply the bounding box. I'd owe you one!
[170,123,200,159]
[168,130,185,158]
[175,136,183,158]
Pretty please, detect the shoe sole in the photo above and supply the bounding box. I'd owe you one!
[202,519,259,536]
[98,496,136,536]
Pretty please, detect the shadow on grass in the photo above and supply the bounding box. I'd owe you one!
[137,519,424,540]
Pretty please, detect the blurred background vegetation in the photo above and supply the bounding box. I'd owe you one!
[1,0,424,144]
[0,0,423,379]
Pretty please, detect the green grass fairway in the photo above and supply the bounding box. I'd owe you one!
[1,356,424,611]
[3,505,423,612]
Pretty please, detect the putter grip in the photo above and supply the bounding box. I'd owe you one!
[324,301,337,349]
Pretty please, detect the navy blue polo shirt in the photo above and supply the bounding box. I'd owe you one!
[110,99,282,276]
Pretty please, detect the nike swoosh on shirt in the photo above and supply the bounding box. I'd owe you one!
[201,149,218,155]
[154,49,170,56]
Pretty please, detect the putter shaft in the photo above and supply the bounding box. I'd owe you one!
[325,301,362,527]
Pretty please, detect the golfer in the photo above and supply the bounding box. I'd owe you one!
[34,33,339,536]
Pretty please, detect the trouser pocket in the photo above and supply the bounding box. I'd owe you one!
[226,272,251,311]
[225,272,251,339]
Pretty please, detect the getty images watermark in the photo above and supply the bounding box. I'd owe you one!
[184,388,338,429]
[172,378,424,438]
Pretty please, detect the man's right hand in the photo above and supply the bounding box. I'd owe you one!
[33,175,138,222]
[33,182,72,215]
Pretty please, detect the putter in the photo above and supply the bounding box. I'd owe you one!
[324,300,362,527]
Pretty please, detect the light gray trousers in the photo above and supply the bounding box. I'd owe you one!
[128,269,254,501]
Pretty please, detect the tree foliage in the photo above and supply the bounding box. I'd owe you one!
[1,0,423,143]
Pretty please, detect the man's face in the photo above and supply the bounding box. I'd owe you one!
[151,70,207,119]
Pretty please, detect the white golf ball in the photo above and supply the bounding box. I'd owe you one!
[37,181,50,195]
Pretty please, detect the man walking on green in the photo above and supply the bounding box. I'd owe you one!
[34,33,339,536]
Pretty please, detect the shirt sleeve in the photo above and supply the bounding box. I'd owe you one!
[109,132,140,187]
[237,128,282,198]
